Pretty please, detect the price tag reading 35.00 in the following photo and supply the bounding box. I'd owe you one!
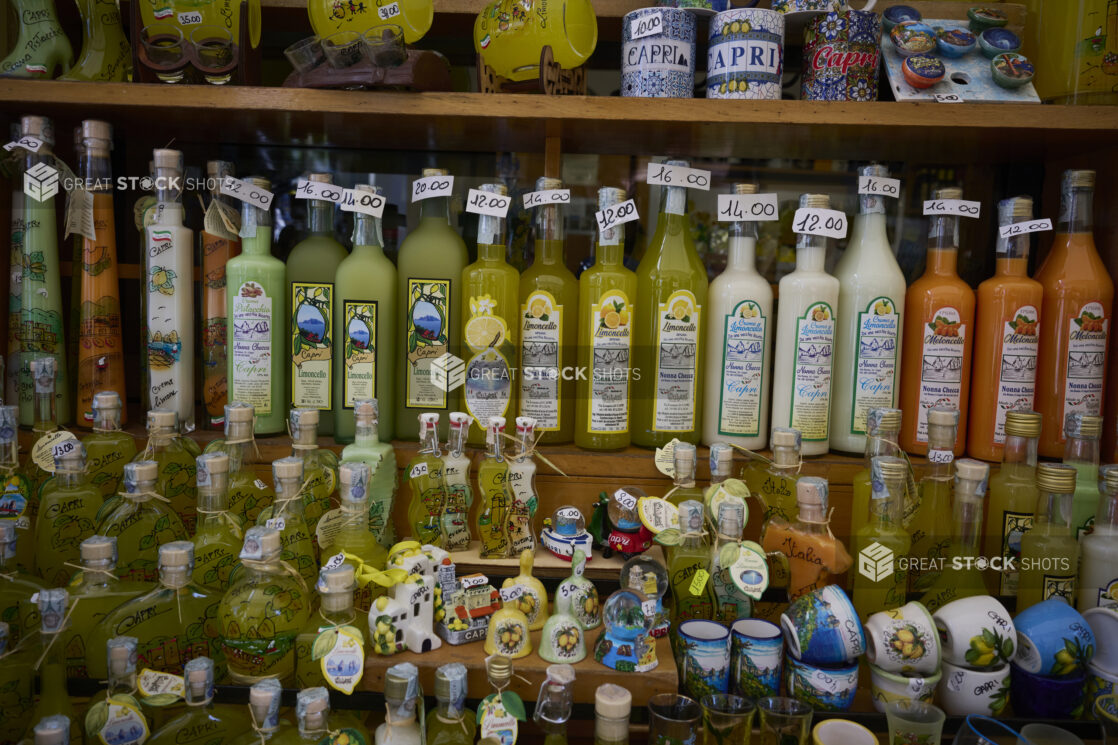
[858,175,901,197]
[630,11,663,40]
[999,218,1052,238]
[595,199,639,231]
[646,162,711,190]
[466,189,512,218]
[220,176,274,211]
[411,175,454,202]
[295,179,345,204]
[793,207,848,239]
[177,10,202,24]
[339,188,386,218]
[716,193,779,222]
[923,199,981,218]
[523,189,571,208]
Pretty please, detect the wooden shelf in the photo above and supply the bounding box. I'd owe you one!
[2,81,1117,163]
[446,541,666,580]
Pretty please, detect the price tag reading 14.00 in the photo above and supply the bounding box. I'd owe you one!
[411,175,454,202]
[466,189,512,218]
[339,188,386,218]
[523,189,571,208]
[647,163,711,190]
[923,199,981,218]
[793,207,848,239]
[716,194,778,222]
[999,218,1052,238]
[220,176,274,211]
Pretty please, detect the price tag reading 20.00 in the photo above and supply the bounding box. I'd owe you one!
[716,194,779,222]
[646,163,711,190]
[411,175,454,202]
[793,207,848,239]
[220,176,274,211]
[466,189,512,218]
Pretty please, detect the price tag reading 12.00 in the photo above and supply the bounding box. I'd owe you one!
[220,176,274,211]
[923,199,981,218]
[999,218,1053,238]
[793,207,848,239]
[646,163,712,191]
[411,174,454,202]
[595,199,639,232]
[523,189,571,208]
[858,175,901,197]
[339,188,386,218]
[466,189,512,218]
[716,193,779,222]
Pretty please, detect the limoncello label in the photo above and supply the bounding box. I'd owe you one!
[405,279,450,408]
[464,294,513,424]
[342,301,377,407]
[653,290,700,432]
[589,289,632,434]
[790,302,834,441]
[94,698,150,745]
[291,282,334,411]
[916,307,965,442]
[520,290,562,430]
[145,229,184,413]
[1064,301,1108,418]
[998,509,1032,597]
[718,299,766,437]
[851,296,899,435]
[231,280,274,415]
[995,305,1039,444]
[318,625,364,694]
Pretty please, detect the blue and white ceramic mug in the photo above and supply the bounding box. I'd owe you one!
[621,7,696,98]
[1014,597,1096,676]
[730,618,783,699]
[784,656,859,712]
[706,8,784,99]
[678,620,731,699]
[781,585,866,665]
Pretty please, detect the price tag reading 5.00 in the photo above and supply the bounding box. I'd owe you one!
[377,1,400,18]
[466,189,512,218]
[411,175,454,202]
[716,193,779,222]
[923,199,981,218]
[295,179,344,204]
[500,586,524,602]
[595,199,639,232]
[220,176,274,211]
[858,175,901,197]
[999,218,1052,238]
[523,189,571,208]
[339,188,386,218]
[631,11,663,40]
[793,207,848,239]
[646,163,711,191]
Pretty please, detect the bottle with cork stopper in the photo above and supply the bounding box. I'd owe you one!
[593,684,631,745]
[1078,464,1118,610]
[533,663,575,745]
[0,405,35,572]
[35,441,100,586]
[30,589,77,737]
[228,678,289,745]
[204,402,274,525]
[287,173,349,437]
[852,456,911,619]
[476,415,511,558]
[81,391,137,499]
[666,441,703,507]
[136,408,200,532]
[477,655,524,745]
[332,461,387,572]
[259,456,318,589]
[438,411,472,550]
[703,442,745,536]
[340,398,397,549]
[226,176,286,436]
[32,716,71,745]
[0,521,44,647]
[0,620,35,744]
[899,186,975,457]
[24,358,61,509]
[95,460,187,583]
[220,526,312,686]
[200,160,241,432]
[745,426,802,525]
[192,452,244,592]
[850,408,903,543]
[144,147,193,431]
[920,458,990,612]
[704,182,776,451]
[709,497,753,623]
[426,662,475,745]
[375,662,423,745]
[396,167,468,442]
[405,412,449,547]
[985,409,1041,596]
[295,563,365,693]
[288,407,337,532]
[667,499,714,626]
[84,636,150,745]
[91,541,224,680]
[909,405,959,593]
[1018,463,1079,611]
[762,476,852,600]
[148,657,248,745]
[1064,412,1103,540]
[505,416,538,555]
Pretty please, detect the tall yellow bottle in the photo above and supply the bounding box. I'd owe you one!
[852,456,911,619]
[1018,463,1079,611]
[908,406,959,593]
[983,409,1041,596]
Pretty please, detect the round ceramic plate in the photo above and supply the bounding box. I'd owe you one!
[308,0,431,45]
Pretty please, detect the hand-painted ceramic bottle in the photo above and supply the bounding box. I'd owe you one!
[405,412,448,546]
[439,411,472,550]
[200,161,240,431]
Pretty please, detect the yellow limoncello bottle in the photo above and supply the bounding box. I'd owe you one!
[666,441,704,507]
[134,409,198,534]
[147,657,250,745]
[81,391,137,500]
[83,637,150,745]
[288,408,338,533]
[95,460,187,583]
[334,461,387,576]
[909,406,959,593]
[0,521,44,648]
[851,456,911,619]
[426,663,475,745]
[920,458,990,613]
[0,405,36,574]
[505,416,538,555]
[276,687,371,745]
[849,408,902,544]
[341,399,398,549]
[519,177,578,444]
[404,412,447,546]
[984,409,1041,596]
[29,590,80,742]
[0,621,35,745]
[376,664,423,745]
[477,416,512,559]
[1018,463,1079,611]
[192,452,244,592]
[205,402,274,524]
[576,187,637,451]
[745,427,801,524]
[295,564,366,693]
[258,457,318,589]
[24,359,61,516]
[1064,412,1103,539]
[461,184,518,446]
[666,499,714,628]
[439,412,472,550]
[227,679,291,745]
[36,443,101,587]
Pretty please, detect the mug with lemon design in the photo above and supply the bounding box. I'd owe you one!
[707,7,784,99]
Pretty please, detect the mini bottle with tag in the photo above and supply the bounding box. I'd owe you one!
[439,412,472,550]
[477,416,512,558]
[275,687,367,745]
[534,664,574,745]
[0,405,36,573]
[1018,463,1079,611]
[84,637,150,745]
[505,416,538,555]
[702,443,733,518]
[95,460,187,583]
[426,663,474,745]
[594,586,656,672]
[909,406,959,592]
[709,497,752,624]
[852,456,912,619]
[199,161,240,433]
[745,427,801,525]
[295,564,365,693]
[333,462,387,580]
[81,392,137,500]
[220,526,312,685]
[985,409,1041,596]
[375,662,422,745]
[665,442,704,507]
[23,359,61,531]
[192,452,244,592]
[850,408,903,542]
[340,399,398,548]
[554,548,600,631]
[0,522,43,649]
[288,408,338,532]
[88,541,223,680]
[228,678,290,745]
[503,548,548,631]
[30,589,79,739]
[257,457,318,589]
[204,402,275,524]
[761,477,850,600]
[35,443,101,587]
[0,621,35,744]
[148,657,250,745]
[477,655,526,745]
[134,409,199,534]
[666,500,714,627]
[405,413,448,546]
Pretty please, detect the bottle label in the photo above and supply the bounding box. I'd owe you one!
[916,307,966,442]
[290,282,334,410]
[653,290,701,432]
[464,294,513,425]
[0,474,31,528]
[317,625,365,695]
[231,280,274,415]
[790,302,834,441]
[1042,573,1077,604]
[146,229,185,411]
[589,289,633,434]
[1064,301,1108,418]
[851,297,899,434]
[994,305,1039,444]
[520,290,562,430]
[93,698,150,745]
[342,301,377,408]
[478,693,519,745]
[405,279,450,408]
[622,38,691,74]
[718,300,766,437]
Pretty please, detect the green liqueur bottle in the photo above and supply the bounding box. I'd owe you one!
[425,663,475,745]
[36,443,101,587]
[289,408,338,533]
[405,412,448,546]
[258,456,318,589]
[29,589,80,742]
[81,392,137,500]
[227,678,291,745]
[0,521,43,647]
[294,563,364,691]
[192,452,244,592]
[0,620,35,745]
[0,405,35,573]
[667,500,714,628]
[95,460,186,583]
[146,657,250,745]
[83,636,150,745]
[340,398,397,549]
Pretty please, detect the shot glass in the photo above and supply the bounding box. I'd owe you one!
[1017,723,1085,745]
[701,694,755,745]
[284,36,325,73]
[363,24,406,67]
[322,30,367,69]
[1096,695,1118,744]
[757,697,811,745]
[886,701,945,745]
[953,715,1033,745]
[648,693,702,745]
[191,25,236,84]
[140,24,187,83]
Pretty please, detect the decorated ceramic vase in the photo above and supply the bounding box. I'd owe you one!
[706,8,783,99]
[594,587,656,672]
[501,549,549,631]
[555,550,601,630]
[621,7,696,98]
[801,10,881,100]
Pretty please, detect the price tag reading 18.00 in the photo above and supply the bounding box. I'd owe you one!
[339,188,386,218]
[630,10,663,40]
[646,162,711,191]
[220,176,274,211]
[999,218,1052,238]
[595,199,639,232]
[793,207,848,239]
[466,188,512,218]
[295,179,345,204]
[716,193,779,222]
[411,174,454,202]
[923,199,981,218]
[523,189,571,208]
[858,175,901,197]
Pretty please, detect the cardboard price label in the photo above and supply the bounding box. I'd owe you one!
[4,135,43,153]
[32,431,79,471]
[646,163,711,190]
[923,199,981,218]
[717,193,779,222]
[793,207,848,239]
[220,176,274,211]
[295,179,345,204]
[999,218,1052,238]
[631,11,664,40]
[466,188,512,218]
[339,188,386,218]
[595,199,639,232]
[411,175,454,202]
[858,175,901,197]
[523,189,571,208]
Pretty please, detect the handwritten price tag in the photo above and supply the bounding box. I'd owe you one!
[595,199,639,232]
[324,552,347,570]
[411,175,454,202]
[295,179,344,204]
[466,188,512,218]
[339,188,386,218]
[641,599,658,618]
[999,218,1052,238]
[927,449,954,465]
[646,162,711,190]
[461,575,488,588]
[500,585,524,602]
[717,193,779,222]
[858,175,901,197]
[377,1,400,19]
[934,93,963,103]
[688,568,710,596]
[557,507,581,520]
[631,10,664,39]
[220,176,274,211]
[265,517,286,530]
[615,489,638,511]
[923,199,981,218]
[523,189,571,208]
[177,10,202,24]
[52,438,78,459]
[409,462,429,479]
[793,207,848,239]
[3,135,42,153]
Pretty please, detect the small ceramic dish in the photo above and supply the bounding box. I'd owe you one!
[882,5,920,33]
[968,6,1009,33]
[937,27,977,57]
[890,20,937,57]
[979,27,1021,58]
[991,52,1034,89]
[903,54,945,88]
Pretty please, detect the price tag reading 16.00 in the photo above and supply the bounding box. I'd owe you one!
[857,175,901,197]
[411,174,454,202]
[716,193,779,222]
[466,189,512,218]
[646,163,711,190]
[295,179,344,204]
[220,176,274,211]
[793,207,848,239]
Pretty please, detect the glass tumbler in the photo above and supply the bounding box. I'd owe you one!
[886,701,945,745]
[757,697,811,745]
[140,24,187,83]
[701,694,755,745]
[322,30,367,68]
[363,24,406,67]
[284,36,325,73]
[649,693,702,745]
[191,25,236,84]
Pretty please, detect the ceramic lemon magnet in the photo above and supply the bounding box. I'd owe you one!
[502,549,549,630]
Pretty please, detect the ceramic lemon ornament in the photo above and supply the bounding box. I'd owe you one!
[502,549,549,631]
[555,549,600,630]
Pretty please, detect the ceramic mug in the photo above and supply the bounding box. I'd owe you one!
[800,10,882,101]
[1014,597,1096,676]
[939,660,1011,717]
[865,601,941,675]
[656,0,749,12]
[1086,661,1118,717]
[784,656,859,712]
[781,585,866,665]
[812,719,877,745]
[730,618,783,699]
[621,7,697,98]
[772,0,877,13]
[868,663,941,713]
[706,8,784,100]
[932,595,1016,668]
[1010,662,1086,719]
[678,620,731,700]
[1085,604,1118,675]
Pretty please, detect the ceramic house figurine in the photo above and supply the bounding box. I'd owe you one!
[501,549,549,631]
[434,557,501,645]
[541,505,594,561]
[594,587,656,673]
[368,560,444,655]
[555,549,601,631]
[485,598,532,659]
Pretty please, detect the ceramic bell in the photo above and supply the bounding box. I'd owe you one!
[594,587,656,673]
[541,505,594,561]
[539,607,586,664]
[555,549,601,630]
[501,549,549,631]
[621,555,670,638]
[485,603,532,659]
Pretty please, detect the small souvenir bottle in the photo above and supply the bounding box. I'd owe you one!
[375,663,422,745]
[533,664,574,745]
[477,656,526,745]
[426,663,475,745]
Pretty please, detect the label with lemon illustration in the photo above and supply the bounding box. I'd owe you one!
[995,304,1039,443]
[653,290,701,432]
[342,301,377,407]
[1065,300,1108,418]
[998,509,1032,596]
[719,299,766,437]
[231,280,274,415]
[465,294,513,424]
[589,290,632,433]
[291,282,333,411]
[790,301,834,441]
[405,279,450,408]
[520,290,562,430]
[851,296,900,435]
[917,306,965,442]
